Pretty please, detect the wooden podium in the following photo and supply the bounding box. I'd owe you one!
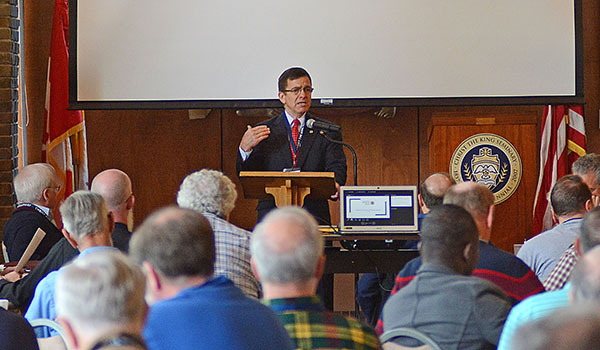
[238,171,337,207]
[427,112,539,252]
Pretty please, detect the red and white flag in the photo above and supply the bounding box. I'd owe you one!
[42,0,88,200]
[532,105,586,235]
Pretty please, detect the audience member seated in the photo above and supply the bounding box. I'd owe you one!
[544,206,600,291]
[129,207,294,350]
[176,169,261,298]
[510,246,600,350]
[497,221,600,350]
[55,250,147,350]
[511,304,600,350]
[357,172,454,325]
[375,182,542,334]
[91,169,135,252]
[0,307,39,350]
[380,204,511,350]
[572,152,600,207]
[25,191,116,337]
[518,175,592,281]
[3,163,63,261]
[251,206,380,350]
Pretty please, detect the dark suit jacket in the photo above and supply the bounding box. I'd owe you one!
[111,222,132,253]
[0,308,39,350]
[3,206,63,261]
[237,112,347,225]
[0,237,78,311]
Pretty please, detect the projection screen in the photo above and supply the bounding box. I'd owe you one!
[70,0,582,109]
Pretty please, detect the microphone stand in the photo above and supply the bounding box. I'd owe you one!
[319,130,358,186]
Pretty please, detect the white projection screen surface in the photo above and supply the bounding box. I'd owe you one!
[71,0,582,109]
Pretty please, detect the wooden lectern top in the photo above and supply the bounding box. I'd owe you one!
[238,171,336,206]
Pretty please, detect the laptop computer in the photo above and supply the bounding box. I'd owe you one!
[339,185,418,233]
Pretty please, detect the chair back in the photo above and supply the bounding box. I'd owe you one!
[29,318,67,350]
[379,327,442,350]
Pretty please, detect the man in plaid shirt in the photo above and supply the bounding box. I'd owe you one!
[251,206,380,350]
[544,207,600,291]
[177,169,261,298]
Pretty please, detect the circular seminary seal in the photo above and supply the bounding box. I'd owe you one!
[449,133,522,204]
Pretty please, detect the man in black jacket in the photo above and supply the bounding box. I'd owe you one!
[236,67,347,225]
[3,163,63,261]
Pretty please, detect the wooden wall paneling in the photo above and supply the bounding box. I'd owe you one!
[422,107,542,252]
[312,108,419,226]
[221,109,272,231]
[86,109,222,227]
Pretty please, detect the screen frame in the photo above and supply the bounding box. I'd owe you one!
[339,185,419,233]
[68,0,584,110]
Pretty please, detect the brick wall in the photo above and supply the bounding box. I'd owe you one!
[0,0,18,262]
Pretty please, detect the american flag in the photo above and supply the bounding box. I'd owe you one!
[532,105,586,235]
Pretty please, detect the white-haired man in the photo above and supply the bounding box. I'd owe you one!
[25,191,115,338]
[3,163,63,261]
[251,206,380,350]
[91,169,135,252]
[56,250,147,350]
[177,169,260,298]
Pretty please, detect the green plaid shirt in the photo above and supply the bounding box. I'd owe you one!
[264,296,380,350]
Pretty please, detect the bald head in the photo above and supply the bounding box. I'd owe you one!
[91,169,132,211]
[420,172,455,212]
[250,207,323,285]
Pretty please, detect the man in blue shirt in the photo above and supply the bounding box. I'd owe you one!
[25,191,116,338]
[130,207,294,350]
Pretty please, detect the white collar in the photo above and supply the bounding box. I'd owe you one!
[284,111,306,127]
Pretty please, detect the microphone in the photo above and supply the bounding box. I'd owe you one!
[306,118,341,132]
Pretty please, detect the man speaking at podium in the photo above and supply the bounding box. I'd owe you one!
[237,67,347,225]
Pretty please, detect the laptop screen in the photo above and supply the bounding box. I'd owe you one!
[339,186,418,233]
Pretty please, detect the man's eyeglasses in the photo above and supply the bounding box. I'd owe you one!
[282,86,314,95]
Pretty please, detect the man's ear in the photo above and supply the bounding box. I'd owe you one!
[551,207,558,224]
[462,242,472,262]
[250,258,261,281]
[107,212,115,234]
[487,204,495,230]
[62,228,78,249]
[574,237,583,257]
[143,261,162,294]
[417,194,426,213]
[278,91,286,104]
[56,317,78,350]
[585,199,593,212]
[314,255,326,280]
[126,194,135,211]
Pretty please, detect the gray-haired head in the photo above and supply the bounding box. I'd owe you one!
[55,250,146,335]
[90,169,132,211]
[60,191,110,243]
[511,304,600,350]
[572,153,600,191]
[251,206,323,284]
[444,181,494,222]
[570,245,600,303]
[14,163,59,204]
[176,169,237,218]
[580,207,600,253]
